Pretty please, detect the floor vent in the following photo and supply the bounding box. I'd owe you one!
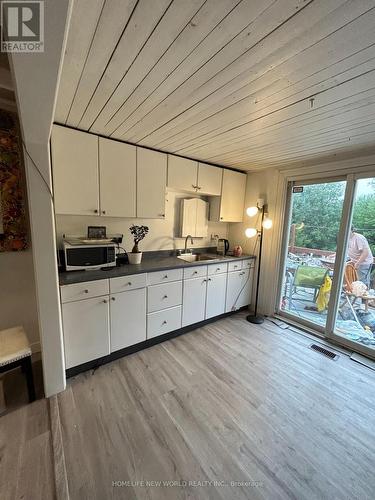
[310,343,338,360]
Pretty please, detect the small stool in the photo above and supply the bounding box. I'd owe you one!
[0,326,36,411]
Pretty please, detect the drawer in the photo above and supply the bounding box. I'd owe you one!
[147,281,182,313]
[60,279,109,303]
[148,268,183,285]
[208,262,228,275]
[183,265,207,279]
[228,260,242,272]
[110,273,147,293]
[242,259,254,269]
[147,306,182,339]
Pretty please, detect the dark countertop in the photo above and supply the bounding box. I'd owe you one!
[59,252,256,286]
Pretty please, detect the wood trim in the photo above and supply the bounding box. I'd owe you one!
[49,395,70,500]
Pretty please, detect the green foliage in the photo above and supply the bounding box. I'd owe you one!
[290,181,375,253]
[352,194,375,254]
[291,182,346,251]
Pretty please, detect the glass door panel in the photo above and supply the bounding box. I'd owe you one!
[333,177,375,350]
[279,180,346,330]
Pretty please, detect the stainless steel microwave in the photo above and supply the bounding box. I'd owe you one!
[63,242,116,271]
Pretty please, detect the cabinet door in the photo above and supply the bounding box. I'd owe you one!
[182,277,207,327]
[197,163,222,196]
[110,288,146,352]
[51,125,99,215]
[225,270,242,313]
[220,170,246,222]
[168,155,198,192]
[237,268,253,308]
[195,198,208,237]
[62,296,110,369]
[99,138,136,217]
[206,273,227,319]
[137,148,167,218]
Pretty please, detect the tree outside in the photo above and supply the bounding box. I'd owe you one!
[290,179,375,254]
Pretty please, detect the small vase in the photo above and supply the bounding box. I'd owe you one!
[128,252,142,265]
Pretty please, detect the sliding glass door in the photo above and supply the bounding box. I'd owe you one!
[278,179,347,332]
[330,176,375,353]
[277,173,375,357]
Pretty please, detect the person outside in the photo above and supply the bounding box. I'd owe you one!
[348,226,374,287]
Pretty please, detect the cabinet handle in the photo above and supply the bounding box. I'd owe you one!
[111,297,116,301]
[103,299,108,304]
[193,271,198,274]
[162,320,167,325]
[203,279,207,283]
[208,278,212,281]
[220,217,223,220]
[196,186,202,190]
[216,268,220,271]
[84,289,89,294]
[192,184,197,189]
[102,210,106,215]
[163,295,168,299]
[158,213,165,217]
[163,275,168,279]
[126,282,132,286]
[94,209,98,214]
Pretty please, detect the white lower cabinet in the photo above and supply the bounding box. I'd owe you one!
[226,269,253,313]
[61,260,253,368]
[110,288,146,352]
[206,273,227,319]
[182,277,207,327]
[62,295,110,369]
[147,306,182,339]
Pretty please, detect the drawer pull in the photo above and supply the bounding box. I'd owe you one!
[111,297,116,301]
[203,279,207,283]
[84,289,89,294]
[103,299,108,304]
[162,320,167,325]
[163,295,168,299]
[240,272,245,276]
[208,278,212,281]
[193,271,198,274]
[163,275,168,279]
[216,268,220,271]
[126,282,132,286]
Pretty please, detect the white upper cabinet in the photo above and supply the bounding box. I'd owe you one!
[197,163,222,196]
[99,138,136,217]
[51,125,99,215]
[168,155,198,192]
[180,198,208,238]
[137,148,167,219]
[210,169,246,223]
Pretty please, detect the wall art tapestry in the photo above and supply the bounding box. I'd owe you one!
[0,109,28,251]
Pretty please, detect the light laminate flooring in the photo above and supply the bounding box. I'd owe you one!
[1,313,375,499]
[58,313,375,500]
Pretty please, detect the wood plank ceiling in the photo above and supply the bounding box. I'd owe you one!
[55,0,375,171]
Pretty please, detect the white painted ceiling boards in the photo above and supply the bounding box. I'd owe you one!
[55,0,375,171]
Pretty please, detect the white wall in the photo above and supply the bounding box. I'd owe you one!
[55,191,229,252]
[0,249,39,350]
[10,0,73,396]
[228,169,281,315]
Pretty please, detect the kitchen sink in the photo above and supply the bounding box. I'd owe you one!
[177,253,222,263]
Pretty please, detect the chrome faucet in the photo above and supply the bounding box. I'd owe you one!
[184,235,194,253]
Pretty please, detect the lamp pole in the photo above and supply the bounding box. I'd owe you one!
[247,204,265,324]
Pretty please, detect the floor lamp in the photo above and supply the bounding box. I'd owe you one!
[245,199,272,324]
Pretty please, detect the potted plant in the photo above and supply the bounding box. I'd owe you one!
[128,224,149,264]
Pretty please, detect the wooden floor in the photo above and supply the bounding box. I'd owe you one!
[2,313,375,499]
